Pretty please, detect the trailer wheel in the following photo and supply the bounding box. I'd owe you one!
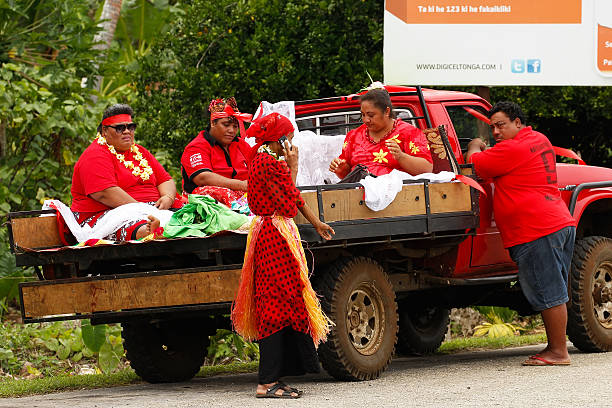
[314,257,398,381]
[122,319,212,383]
[567,236,612,352]
[396,299,449,355]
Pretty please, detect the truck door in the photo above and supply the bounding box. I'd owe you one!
[441,102,514,269]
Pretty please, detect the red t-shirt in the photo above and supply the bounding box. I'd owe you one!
[181,130,251,193]
[339,119,432,177]
[71,141,172,213]
[470,126,576,248]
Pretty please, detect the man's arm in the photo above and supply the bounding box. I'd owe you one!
[465,138,488,163]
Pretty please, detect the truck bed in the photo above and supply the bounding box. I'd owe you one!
[11,177,479,323]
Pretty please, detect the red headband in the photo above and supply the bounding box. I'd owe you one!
[102,114,132,126]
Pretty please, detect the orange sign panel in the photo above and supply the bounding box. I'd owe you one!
[386,0,582,24]
[598,24,612,72]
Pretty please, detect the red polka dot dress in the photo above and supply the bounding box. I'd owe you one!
[248,152,309,339]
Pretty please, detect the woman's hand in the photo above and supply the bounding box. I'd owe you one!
[315,221,335,241]
[284,141,299,172]
[329,158,348,174]
[385,139,404,161]
[155,194,174,210]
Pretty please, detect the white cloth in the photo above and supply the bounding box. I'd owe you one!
[252,100,299,132]
[42,200,173,242]
[359,170,456,211]
[293,131,343,186]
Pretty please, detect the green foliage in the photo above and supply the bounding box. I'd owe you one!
[206,329,259,365]
[132,0,384,167]
[0,320,124,378]
[96,0,183,101]
[472,306,524,338]
[0,0,109,215]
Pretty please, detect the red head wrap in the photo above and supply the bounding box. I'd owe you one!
[246,113,294,162]
[246,113,294,143]
[208,97,252,139]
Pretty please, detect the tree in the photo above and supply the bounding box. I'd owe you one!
[131,0,384,166]
[0,0,107,213]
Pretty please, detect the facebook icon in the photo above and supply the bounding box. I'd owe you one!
[527,59,541,73]
[511,59,525,73]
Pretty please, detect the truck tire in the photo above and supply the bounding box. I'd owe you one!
[396,300,449,355]
[567,236,612,352]
[122,319,210,383]
[314,257,398,381]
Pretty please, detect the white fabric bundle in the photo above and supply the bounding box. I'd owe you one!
[359,170,456,211]
[42,200,173,242]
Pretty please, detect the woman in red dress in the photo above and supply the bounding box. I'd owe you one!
[329,88,433,179]
[231,113,334,399]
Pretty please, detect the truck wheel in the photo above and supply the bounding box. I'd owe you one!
[122,319,210,383]
[314,257,398,381]
[396,299,449,355]
[567,236,612,352]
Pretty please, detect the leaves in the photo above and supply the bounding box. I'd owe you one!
[81,321,107,353]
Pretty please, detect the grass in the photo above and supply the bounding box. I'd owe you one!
[0,361,260,398]
[0,335,550,399]
[438,333,548,354]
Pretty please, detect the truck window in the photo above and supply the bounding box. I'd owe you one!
[445,105,492,151]
[296,108,415,136]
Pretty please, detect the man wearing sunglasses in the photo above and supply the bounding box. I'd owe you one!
[70,104,177,242]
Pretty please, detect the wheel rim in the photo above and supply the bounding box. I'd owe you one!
[346,283,385,356]
[592,261,612,329]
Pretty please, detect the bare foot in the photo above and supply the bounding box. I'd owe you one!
[135,215,160,240]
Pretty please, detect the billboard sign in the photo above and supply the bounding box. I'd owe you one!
[384,0,612,85]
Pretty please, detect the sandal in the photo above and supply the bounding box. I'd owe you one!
[278,381,303,396]
[256,382,301,399]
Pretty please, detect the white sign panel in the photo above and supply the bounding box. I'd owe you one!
[384,0,612,85]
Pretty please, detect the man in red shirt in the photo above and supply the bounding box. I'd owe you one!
[466,101,576,366]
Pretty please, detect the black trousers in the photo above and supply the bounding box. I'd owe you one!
[258,326,320,384]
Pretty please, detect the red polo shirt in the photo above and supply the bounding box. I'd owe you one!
[470,126,576,248]
[181,130,251,193]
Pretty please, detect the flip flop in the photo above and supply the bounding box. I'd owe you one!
[522,355,571,366]
[256,382,301,399]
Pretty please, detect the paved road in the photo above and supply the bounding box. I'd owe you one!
[2,343,611,408]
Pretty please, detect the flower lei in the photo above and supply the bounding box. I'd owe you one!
[95,133,153,181]
[257,144,284,161]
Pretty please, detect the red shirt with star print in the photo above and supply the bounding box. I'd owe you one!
[338,119,432,176]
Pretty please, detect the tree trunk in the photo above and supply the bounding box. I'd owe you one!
[92,0,123,92]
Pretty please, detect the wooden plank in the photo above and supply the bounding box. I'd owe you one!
[11,216,62,249]
[322,184,426,222]
[21,268,242,319]
[294,191,319,224]
[429,182,472,213]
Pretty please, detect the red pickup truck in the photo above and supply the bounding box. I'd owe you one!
[9,86,612,383]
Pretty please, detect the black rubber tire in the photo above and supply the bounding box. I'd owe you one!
[122,318,214,383]
[396,299,449,355]
[567,236,612,352]
[314,257,398,381]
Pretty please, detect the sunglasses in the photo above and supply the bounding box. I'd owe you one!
[106,123,137,132]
